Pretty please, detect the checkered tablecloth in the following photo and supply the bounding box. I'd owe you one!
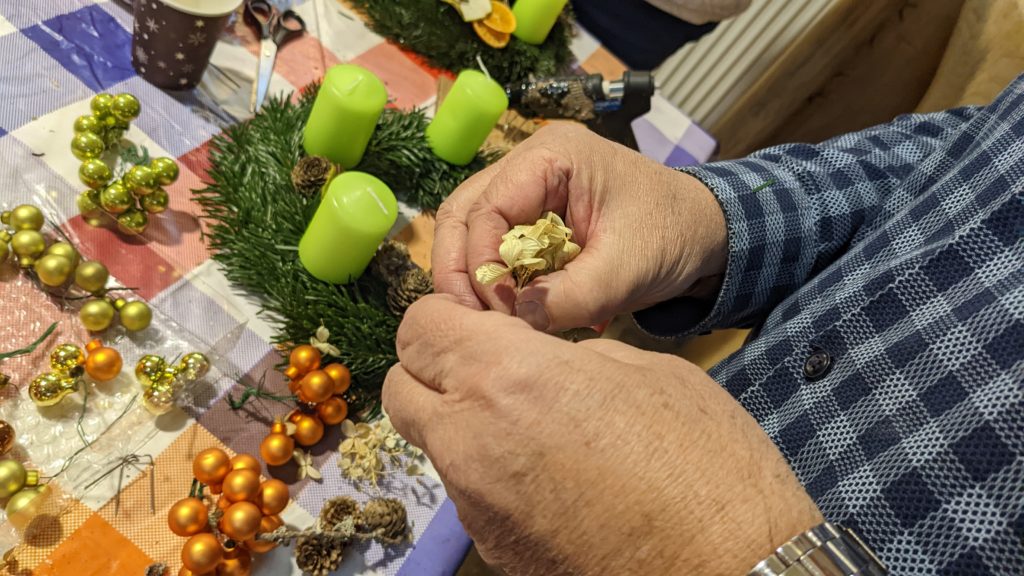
[0,2,715,574]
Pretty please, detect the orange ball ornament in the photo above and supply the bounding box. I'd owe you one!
[322,363,351,395]
[84,339,122,382]
[289,412,324,447]
[259,421,294,466]
[289,345,321,373]
[216,549,252,576]
[168,497,209,537]
[244,514,283,553]
[222,469,260,503]
[193,448,231,485]
[230,454,261,474]
[256,479,289,516]
[208,482,223,495]
[219,501,262,541]
[182,533,223,574]
[179,567,197,576]
[298,370,334,404]
[317,396,348,425]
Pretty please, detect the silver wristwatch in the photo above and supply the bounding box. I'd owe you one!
[747,522,888,576]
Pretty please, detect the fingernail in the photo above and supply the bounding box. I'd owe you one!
[515,301,550,331]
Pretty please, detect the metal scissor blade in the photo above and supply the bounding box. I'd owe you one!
[251,38,279,113]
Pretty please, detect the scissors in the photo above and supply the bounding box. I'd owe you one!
[245,0,306,112]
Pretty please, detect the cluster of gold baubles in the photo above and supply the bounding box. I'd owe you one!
[0,203,152,333]
[0,423,50,531]
[72,93,181,235]
[170,448,290,576]
[258,345,351,466]
[137,352,210,416]
[29,339,123,407]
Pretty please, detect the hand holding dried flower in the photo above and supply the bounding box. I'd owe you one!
[474,212,581,289]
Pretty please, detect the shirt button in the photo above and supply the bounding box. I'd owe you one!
[803,350,832,381]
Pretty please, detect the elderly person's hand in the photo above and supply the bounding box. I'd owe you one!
[385,295,822,575]
[432,123,728,332]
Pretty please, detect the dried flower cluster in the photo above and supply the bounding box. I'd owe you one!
[338,416,423,486]
[475,212,581,288]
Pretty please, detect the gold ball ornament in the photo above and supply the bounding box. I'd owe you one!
[79,159,113,189]
[79,298,115,332]
[8,204,44,231]
[91,93,114,116]
[290,412,324,447]
[0,237,8,265]
[84,339,122,382]
[222,469,260,503]
[215,548,252,576]
[216,494,233,512]
[34,254,74,287]
[111,93,141,121]
[256,479,289,516]
[11,230,46,259]
[6,486,48,530]
[119,300,152,332]
[123,165,157,196]
[182,533,224,575]
[74,114,103,134]
[193,448,232,486]
[100,182,133,214]
[50,343,85,372]
[219,501,262,541]
[29,372,79,406]
[116,208,148,235]
[141,187,169,214]
[74,260,109,294]
[77,190,103,219]
[142,383,176,415]
[135,354,167,388]
[0,459,27,498]
[0,421,15,456]
[289,344,321,373]
[298,370,334,404]
[178,352,211,381]
[259,421,294,466]
[168,497,209,537]
[150,157,180,185]
[323,363,351,395]
[45,241,79,268]
[244,514,283,553]
[71,131,105,161]
[179,568,197,576]
[230,454,261,474]
[317,396,348,426]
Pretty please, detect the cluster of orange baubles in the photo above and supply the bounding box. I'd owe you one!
[169,448,290,576]
[258,345,350,466]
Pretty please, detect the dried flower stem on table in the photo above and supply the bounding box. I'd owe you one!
[475,212,581,289]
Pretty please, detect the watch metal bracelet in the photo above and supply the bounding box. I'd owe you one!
[747,522,888,576]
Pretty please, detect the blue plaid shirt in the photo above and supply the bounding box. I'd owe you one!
[637,74,1024,573]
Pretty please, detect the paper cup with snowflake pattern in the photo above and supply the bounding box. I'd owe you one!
[131,0,242,90]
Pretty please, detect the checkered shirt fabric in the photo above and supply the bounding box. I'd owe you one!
[636,74,1024,574]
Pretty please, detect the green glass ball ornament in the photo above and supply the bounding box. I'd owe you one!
[111,93,141,122]
[150,157,180,186]
[135,355,167,389]
[74,114,103,134]
[28,372,79,407]
[79,159,113,190]
[0,459,27,498]
[77,190,102,219]
[6,486,47,530]
[50,343,85,372]
[141,188,169,214]
[70,131,105,161]
[123,165,157,196]
[116,209,148,235]
[90,93,114,117]
[142,382,176,416]
[178,352,211,381]
[8,205,44,231]
[79,298,116,332]
[99,182,133,215]
[10,230,46,259]
[34,254,74,287]
[74,261,109,294]
[46,241,80,268]
[120,300,152,332]
[104,128,125,149]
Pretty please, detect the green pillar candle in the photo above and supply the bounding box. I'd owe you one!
[512,0,568,45]
[299,171,398,284]
[426,70,508,166]
[303,65,388,169]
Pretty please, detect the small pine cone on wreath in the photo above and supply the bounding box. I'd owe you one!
[370,240,415,283]
[291,156,338,197]
[358,498,409,544]
[386,267,433,316]
[319,495,360,529]
[295,532,343,576]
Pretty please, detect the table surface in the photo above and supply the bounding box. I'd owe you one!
[0,2,715,574]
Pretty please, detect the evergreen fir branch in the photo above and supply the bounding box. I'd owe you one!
[348,0,573,84]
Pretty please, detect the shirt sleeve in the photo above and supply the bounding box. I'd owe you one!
[644,0,751,24]
[634,105,983,338]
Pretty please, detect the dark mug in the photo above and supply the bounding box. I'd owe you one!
[131,0,242,90]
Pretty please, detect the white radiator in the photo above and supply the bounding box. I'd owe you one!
[655,0,836,129]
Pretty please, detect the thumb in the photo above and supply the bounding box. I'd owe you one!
[513,249,626,332]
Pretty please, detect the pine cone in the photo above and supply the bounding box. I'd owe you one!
[291,156,337,197]
[144,563,167,576]
[295,532,343,576]
[320,496,360,529]
[386,267,433,316]
[358,498,409,544]
[370,240,415,285]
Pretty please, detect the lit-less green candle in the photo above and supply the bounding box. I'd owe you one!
[512,0,568,45]
[299,171,398,284]
[303,65,388,168]
[426,70,508,166]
